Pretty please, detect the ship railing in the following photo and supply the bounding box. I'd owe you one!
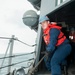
[0,35,36,75]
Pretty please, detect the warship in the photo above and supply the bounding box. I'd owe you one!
[0,0,75,75]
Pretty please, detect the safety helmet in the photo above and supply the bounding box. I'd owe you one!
[39,15,49,24]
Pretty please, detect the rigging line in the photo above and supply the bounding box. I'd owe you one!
[0,51,35,59]
[15,38,37,47]
[0,36,37,47]
[0,58,34,69]
[0,40,11,73]
[0,37,12,40]
[28,54,46,74]
[17,62,33,71]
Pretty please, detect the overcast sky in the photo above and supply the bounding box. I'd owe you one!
[0,0,38,54]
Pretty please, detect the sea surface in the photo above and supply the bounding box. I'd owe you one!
[0,53,35,75]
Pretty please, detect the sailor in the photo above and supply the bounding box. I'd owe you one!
[69,27,75,63]
[69,27,75,42]
[39,15,72,75]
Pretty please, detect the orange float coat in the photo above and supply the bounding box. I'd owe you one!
[43,24,66,46]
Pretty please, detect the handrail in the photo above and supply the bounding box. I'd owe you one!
[0,36,36,47]
[16,39,37,47]
[0,36,36,74]
[0,39,12,74]
[0,51,35,59]
[0,58,34,69]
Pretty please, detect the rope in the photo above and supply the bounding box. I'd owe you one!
[28,54,46,75]
[0,36,36,73]
[16,38,37,47]
[0,37,12,40]
[0,36,37,47]
[0,58,34,69]
[0,51,35,59]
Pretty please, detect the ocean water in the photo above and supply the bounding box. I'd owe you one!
[0,53,35,75]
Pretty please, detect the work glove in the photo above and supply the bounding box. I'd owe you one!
[41,51,51,61]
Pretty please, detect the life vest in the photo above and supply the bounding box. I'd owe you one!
[43,24,66,46]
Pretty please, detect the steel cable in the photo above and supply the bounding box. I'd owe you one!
[0,36,37,47]
[0,51,35,59]
[0,58,34,69]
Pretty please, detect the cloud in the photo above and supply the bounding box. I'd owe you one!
[0,0,37,54]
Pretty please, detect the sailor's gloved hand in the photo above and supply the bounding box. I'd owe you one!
[41,51,51,61]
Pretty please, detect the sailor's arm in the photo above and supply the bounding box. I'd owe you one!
[46,28,60,52]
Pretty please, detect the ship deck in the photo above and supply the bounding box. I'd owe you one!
[35,63,75,75]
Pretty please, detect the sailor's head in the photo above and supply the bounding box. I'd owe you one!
[39,15,50,30]
[70,27,75,33]
[71,27,75,31]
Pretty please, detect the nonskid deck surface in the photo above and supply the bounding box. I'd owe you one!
[68,64,75,75]
[35,72,66,75]
[35,64,75,75]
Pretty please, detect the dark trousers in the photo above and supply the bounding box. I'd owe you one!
[44,43,71,75]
